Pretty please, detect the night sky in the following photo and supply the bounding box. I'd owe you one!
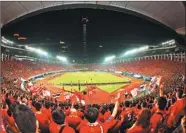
[1,8,176,63]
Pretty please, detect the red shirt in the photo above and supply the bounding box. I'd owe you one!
[120,107,133,119]
[151,105,158,115]
[150,110,167,132]
[9,96,15,104]
[65,115,82,128]
[104,111,111,121]
[41,108,52,121]
[65,109,70,116]
[77,119,88,131]
[77,111,84,118]
[35,112,49,130]
[167,98,185,127]
[1,109,7,119]
[97,113,105,123]
[80,116,116,133]
[49,121,75,133]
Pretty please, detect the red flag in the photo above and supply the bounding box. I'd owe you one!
[74,91,83,101]
[56,93,65,102]
[70,94,78,103]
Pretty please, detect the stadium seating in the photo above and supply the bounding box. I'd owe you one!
[1,58,185,133]
[1,59,63,79]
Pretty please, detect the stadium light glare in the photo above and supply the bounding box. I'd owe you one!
[161,39,175,45]
[2,39,7,44]
[2,36,14,44]
[60,41,65,44]
[36,49,48,56]
[56,55,67,62]
[123,46,148,56]
[25,46,35,51]
[25,46,48,56]
[104,55,116,62]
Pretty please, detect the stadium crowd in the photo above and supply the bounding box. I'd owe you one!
[1,59,186,133]
[1,59,63,80]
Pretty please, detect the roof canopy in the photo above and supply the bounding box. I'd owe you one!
[1,1,185,32]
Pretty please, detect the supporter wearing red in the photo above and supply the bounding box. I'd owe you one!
[79,93,120,133]
[167,97,176,115]
[120,100,135,132]
[35,102,50,133]
[74,104,84,119]
[98,108,106,122]
[167,88,185,128]
[172,106,186,133]
[49,109,75,133]
[127,108,151,133]
[65,108,82,130]
[134,104,141,116]
[104,106,111,121]
[41,102,52,121]
[150,96,167,133]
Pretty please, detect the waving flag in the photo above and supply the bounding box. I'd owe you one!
[138,83,146,92]
[131,88,138,97]
[74,90,83,101]
[42,90,51,97]
[148,76,162,93]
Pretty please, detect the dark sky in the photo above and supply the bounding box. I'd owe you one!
[1,8,176,63]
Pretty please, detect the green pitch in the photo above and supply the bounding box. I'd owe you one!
[48,72,130,92]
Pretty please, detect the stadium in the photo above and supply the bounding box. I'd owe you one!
[1,1,186,133]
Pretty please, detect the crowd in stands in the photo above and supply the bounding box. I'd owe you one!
[1,59,186,133]
[1,59,63,80]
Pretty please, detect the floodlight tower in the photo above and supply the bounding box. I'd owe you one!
[82,17,89,63]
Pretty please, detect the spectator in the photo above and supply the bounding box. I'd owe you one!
[80,94,120,133]
[127,108,151,133]
[150,96,167,133]
[49,109,75,133]
[12,104,39,133]
[167,88,185,128]
[35,102,50,133]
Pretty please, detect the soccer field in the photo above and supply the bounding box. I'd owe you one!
[48,72,130,92]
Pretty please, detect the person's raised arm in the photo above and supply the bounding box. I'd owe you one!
[159,84,164,97]
[71,101,74,109]
[111,93,120,118]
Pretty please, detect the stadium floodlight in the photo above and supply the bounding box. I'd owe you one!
[2,39,7,44]
[2,36,14,44]
[104,55,116,62]
[25,46,48,56]
[123,46,149,56]
[36,49,48,56]
[56,55,67,62]
[161,39,175,45]
[60,41,65,44]
[25,46,35,51]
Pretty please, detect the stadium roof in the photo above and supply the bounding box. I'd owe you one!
[1,1,185,32]
[1,1,185,63]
